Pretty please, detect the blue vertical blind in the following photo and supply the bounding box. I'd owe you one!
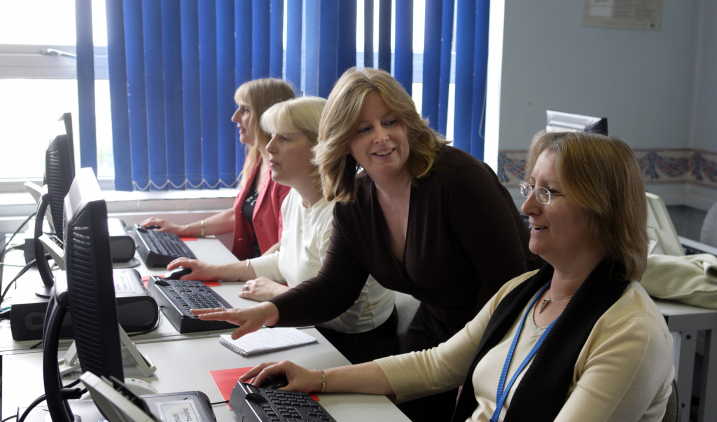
[98,0,491,191]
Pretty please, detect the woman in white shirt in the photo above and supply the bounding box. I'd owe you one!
[168,96,397,363]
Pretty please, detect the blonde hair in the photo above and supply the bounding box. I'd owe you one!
[260,96,327,189]
[314,68,449,202]
[234,78,295,189]
[525,131,648,281]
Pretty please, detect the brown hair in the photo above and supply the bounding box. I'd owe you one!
[525,131,648,281]
[234,78,295,189]
[260,96,327,190]
[313,68,449,202]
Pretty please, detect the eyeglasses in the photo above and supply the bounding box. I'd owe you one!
[519,180,565,205]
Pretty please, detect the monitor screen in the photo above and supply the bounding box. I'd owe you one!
[546,110,608,135]
[34,115,76,295]
[646,192,684,256]
[46,120,75,240]
[42,167,123,422]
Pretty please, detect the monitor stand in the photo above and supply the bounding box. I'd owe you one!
[59,325,157,377]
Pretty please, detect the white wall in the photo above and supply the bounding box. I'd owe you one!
[498,0,700,151]
[690,0,717,152]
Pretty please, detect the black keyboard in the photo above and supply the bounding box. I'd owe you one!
[229,382,336,422]
[133,225,197,267]
[148,277,236,333]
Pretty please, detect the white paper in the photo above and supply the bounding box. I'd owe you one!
[220,328,317,356]
[155,400,202,422]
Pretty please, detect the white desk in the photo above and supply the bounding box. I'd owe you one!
[0,237,261,355]
[2,329,410,421]
[655,299,717,422]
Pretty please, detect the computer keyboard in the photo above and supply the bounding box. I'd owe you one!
[148,277,236,333]
[229,382,336,422]
[133,225,197,267]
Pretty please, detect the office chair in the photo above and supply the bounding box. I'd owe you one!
[662,378,681,422]
[700,202,717,248]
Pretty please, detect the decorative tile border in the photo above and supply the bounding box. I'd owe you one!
[497,148,717,190]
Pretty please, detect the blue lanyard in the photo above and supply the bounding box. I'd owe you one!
[490,283,558,422]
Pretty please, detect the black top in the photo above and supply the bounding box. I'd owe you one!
[242,183,261,258]
[270,145,540,330]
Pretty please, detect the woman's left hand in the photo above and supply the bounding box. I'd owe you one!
[239,361,323,393]
[238,276,289,302]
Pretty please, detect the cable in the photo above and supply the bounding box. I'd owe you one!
[2,415,18,422]
[0,212,36,260]
[0,259,38,308]
[65,378,82,388]
[17,394,46,422]
[29,340,42,349]
[210,400,229,406]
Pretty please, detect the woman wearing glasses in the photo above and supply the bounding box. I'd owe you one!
[236,130,674,422]
[194,68,539,420]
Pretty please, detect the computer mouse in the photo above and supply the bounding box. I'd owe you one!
[164,266,192,280]
[258,374,289,390]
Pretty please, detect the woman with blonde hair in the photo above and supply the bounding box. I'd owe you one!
[142,78,295,260]
[194,68,539,420]
[169,97,398,363]
[236,131,674,422]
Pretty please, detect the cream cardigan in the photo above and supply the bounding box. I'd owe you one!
[376,271,674,422]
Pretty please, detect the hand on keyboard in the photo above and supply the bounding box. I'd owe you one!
[192,301,280,340]
[139,217,186,236]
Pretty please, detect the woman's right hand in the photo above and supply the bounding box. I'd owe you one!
[140,217,186,236]
[167,258,227,281]
[239,361,323,393]
[191,301,280,340]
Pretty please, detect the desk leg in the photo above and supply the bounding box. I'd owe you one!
[678,330,697,422]
[698,329,717,422]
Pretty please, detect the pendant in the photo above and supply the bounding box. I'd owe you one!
[539,299,549,314]
[392,205,396,213]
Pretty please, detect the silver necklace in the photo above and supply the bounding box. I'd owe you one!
[379,180,411,214]
[539,290,574,313]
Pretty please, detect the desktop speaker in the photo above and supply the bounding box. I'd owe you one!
[10,269,158,341]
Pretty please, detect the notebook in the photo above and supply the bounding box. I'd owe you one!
[219,328,318,356]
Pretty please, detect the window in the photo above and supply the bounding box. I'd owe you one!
[0,0,113,184]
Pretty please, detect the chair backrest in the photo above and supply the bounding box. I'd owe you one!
[662,378,681,422]
[700,202,717,248]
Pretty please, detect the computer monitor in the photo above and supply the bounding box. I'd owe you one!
[646,192,685,256]
[43,167,124,422]
[546,110,608,135]
[34,114,76,297]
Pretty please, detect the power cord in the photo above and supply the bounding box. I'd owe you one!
[210,400,229,406]
[0,258,39,308]
[2,415,18,422]
[0,212,36,260]
[17,388,87,422]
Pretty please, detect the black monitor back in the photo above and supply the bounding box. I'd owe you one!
[64,167,123,380]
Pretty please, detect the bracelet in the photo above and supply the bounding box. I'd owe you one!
[200,220,205,238]
[319,369,325,393]
[185,224,189,237]
[239,260,252,280]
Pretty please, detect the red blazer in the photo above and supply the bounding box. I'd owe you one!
[231,164,290,260]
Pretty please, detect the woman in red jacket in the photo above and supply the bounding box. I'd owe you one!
[141,78,295,260]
